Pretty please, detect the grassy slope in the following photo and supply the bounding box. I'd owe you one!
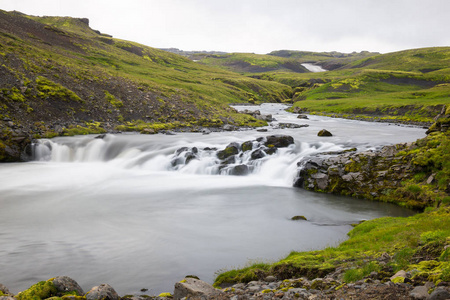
[268,48,450,123]
[0,11,292,134]
[196,48,450,123]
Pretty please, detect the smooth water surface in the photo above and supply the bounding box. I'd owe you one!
[0,104,425,295]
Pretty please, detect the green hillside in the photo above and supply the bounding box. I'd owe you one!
[193,47,449,123]
[0,10,292,160]
[244,48,450,123]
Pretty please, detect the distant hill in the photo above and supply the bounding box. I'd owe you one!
[189,52,310,74]
[268,50,380,70]
[281,47,450,122]
[159,48,228,57]
[192,50,380,74]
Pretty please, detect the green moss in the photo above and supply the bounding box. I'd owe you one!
[343,261,381,283]
[62,123,106,136]
[36,76,82,102]
[391,276,405,283]
[16,280,58,300]
[2,87,25,102]
[104,90,123,108]
[157,292,172,297]
[214,262,271,287]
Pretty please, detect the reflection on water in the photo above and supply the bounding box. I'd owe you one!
[0,104,423,295]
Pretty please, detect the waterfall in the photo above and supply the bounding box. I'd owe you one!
[32,133,348,187]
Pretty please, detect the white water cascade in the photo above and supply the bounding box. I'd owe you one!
[32,133,348,187]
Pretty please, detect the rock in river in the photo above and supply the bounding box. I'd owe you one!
[318,129,333,137]
[264,135,295,148]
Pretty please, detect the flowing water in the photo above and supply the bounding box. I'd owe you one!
[0,104,425,295]
[301,63,327,72]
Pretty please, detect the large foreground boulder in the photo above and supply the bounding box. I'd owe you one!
[52,276,84,296]
[86,284,119,300]
[173,278,224,300]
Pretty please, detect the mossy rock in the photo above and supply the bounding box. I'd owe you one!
[264,135,294,148]
[317,129,333,137]
[242,141,253,152]
[291,215,307,221]
[217,143,240,160]
[16,280,58,300]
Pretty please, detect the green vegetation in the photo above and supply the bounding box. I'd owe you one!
[36,76,83,102]
[16,280,58,300]
[393,132,450,204]
[0,9,291,158]
[214,207,450,287]
[195,47,450,123]
[15,278,86,300]
[104,90,123,108]
[62,122,106,136]
[288,68,449,123]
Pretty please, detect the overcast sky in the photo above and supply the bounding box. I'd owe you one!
[1,0,449,54]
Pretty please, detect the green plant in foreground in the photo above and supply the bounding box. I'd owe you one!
[343,261,381,283]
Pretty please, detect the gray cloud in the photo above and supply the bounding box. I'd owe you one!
[1,0,449,53]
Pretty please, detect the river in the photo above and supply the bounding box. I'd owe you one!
[0,104,425,295]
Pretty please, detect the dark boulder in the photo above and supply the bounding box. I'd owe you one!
[229,164,249,176]
[242,141,253,152]
[185,152,197,164]
[264,135,294,148]
[217,143,240,160]
[251,149,266,160]
[221,155,236,165]
[265,147,277,155]
[318,129,333,137]
[175,147,189,155]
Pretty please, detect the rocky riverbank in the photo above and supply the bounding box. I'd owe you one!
[295,131,450,210]
[1,273,449,300]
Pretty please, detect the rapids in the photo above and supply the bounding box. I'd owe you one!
[0,104,425,295]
